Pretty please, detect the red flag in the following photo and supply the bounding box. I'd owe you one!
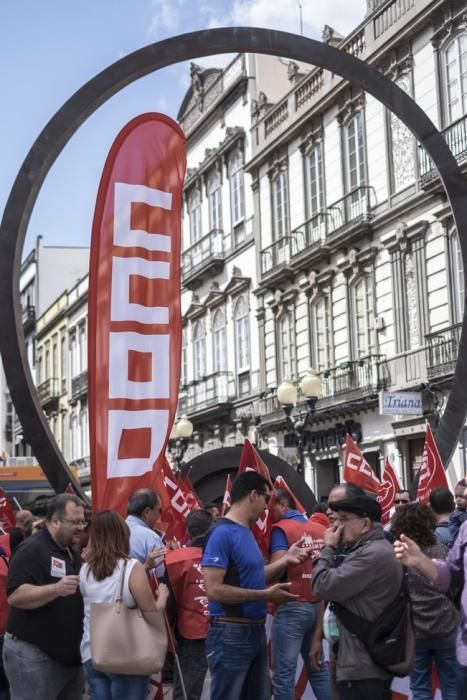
[377,459,402,525]
[64,483,74,494]
[0,488,15,533]
[153,459,191,544]
[416,423,449,505]
[88,113,186,514]
[176,473,200,510]
[220,474,232,517]
[343,435,380,494]
[273,475,305,514]
[238,439,273,554]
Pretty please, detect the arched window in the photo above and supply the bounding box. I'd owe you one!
[278,312,295,381]
[212,309,227,373]
[353,276,374,357]
[234,296,250,373]
[444,33,467,124]
[312,297,331,371]
[193,320,206,380]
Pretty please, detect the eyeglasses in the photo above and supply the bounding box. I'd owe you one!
[394,499,410,505]
[60,518,88,528]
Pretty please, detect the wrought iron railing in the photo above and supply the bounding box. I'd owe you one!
[71,370,88,400]
[260,237,293,275]
[326,186,375,237]
[419,114,467,181]
[426,323,461,379]
[182,229,224,278]
[319,354,384,401]
[179,372,236,413]
[37,378,60,406]
[21,304,35,328]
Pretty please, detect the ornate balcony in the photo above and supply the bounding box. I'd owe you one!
[324,186,375,248]
[318,354,385,408]
[37,378,60,410]
[259,237,294,286]
[71,370,88,401]
[182,229,225,290]
[21,304,36,333]
[178,372,236,420]
[426,323,461,381]
[419,114,467,187]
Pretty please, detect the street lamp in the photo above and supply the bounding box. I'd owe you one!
[168,414,194,470]
[276,368,322,475]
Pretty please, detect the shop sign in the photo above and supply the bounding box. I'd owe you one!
[379,391,423,416]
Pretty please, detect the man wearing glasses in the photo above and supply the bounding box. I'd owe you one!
[202,471,311,700]
[3,494,85,700]
[312,492,403,700]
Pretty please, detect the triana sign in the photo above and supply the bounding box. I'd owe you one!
[379,391,423,416]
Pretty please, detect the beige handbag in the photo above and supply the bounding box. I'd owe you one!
[90,558,168,675]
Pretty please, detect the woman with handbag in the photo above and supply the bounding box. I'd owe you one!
[80,510,169,700]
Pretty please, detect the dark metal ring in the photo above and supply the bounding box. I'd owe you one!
[1,28,466,495]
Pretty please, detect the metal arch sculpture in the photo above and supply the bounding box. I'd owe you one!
[1,28,467,496]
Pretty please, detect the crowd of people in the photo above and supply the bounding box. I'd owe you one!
[0,475,466,700]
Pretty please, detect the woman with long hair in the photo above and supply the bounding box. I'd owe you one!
[391,502,458,700]
[80,510,169,700]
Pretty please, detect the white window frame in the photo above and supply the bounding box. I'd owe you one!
[352,276,374,358]
[234,296,251,374]
[345,112,366,192]
[443,32,467,125]
[212,309,227,373]
[230,150,245,226]
[193,320,207,380]
[189,189,202,244]
[271,168,289,240]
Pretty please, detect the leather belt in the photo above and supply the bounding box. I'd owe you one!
[209,616,265,626]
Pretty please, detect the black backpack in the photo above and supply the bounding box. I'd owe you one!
[332,567,415,678]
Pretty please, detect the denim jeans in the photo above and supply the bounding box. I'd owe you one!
[410,631,457,700]
[173,638,207,700]
[83,659,149,700]
[2,635,83,700]
[271,602,331,700]
[206,621,269,700]
[0,636,9,700]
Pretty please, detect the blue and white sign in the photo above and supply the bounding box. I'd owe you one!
[379,391,423,416]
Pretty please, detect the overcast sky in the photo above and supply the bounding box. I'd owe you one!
[1,0,366,255]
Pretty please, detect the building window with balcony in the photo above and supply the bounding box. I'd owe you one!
[212,309,227,373]
[70,331,77,377]
[346,112,365,192]
[278,311,296,381]
[352,276,374,357]
[181,330,188,386]
[311,296,332,371]
[189,188,202,244]
[271,166,289,240]
[61,412,67,457]
[443,32,467,125]
[208,169,222,233]
[80,409,88,457]
[45,347,50,380]
[79,323,86,373]
[71,414,78,461]
[234,295,251,395]
[449,231,465,324]
[52,340,58,383]
[230,150,245,246]
[307,143,325,219]
[60,335,67,393]
[193,320,206,380]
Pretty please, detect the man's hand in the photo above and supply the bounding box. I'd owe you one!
[55,575,80,597]
[308,637,323,671]
[394,534,422,567]
[324,523,344,548]
[286,536,313,565]
[265,583,299,604]
[144,546,166,570]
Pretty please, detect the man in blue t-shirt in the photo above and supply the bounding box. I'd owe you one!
[202,471,311,700]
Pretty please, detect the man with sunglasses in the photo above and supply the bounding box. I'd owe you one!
[3,494,85,700]
[202,471,311,700]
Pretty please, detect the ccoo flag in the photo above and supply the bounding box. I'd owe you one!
[416,423,448,505]
[377,459,402,525]
[220,474,232,517]
[88,113,186,514]
[343,435,380,494]
[238,439,273,554]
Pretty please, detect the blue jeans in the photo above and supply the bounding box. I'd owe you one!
[410,631,457,700]
[206,621,269,700]
[456,661,467,698]
[271,602,331,700]
[83,659,149,700]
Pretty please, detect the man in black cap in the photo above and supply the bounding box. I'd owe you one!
[312,491,403,700]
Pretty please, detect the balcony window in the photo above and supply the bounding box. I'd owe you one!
[346,112,366,193]
[353,276,374,358]
[193,320,206,380]
[234,295,250,373]
[52,341,58,384]
[79,324,86,373]
[230,150,245,226]
[444,33,467,125]
[271,168,289,240]
[61,336,67,392]
[189,188,202,244]
[181,330,188,386]
[452,232,465,324]
[307,143,325,217]
[80,409,88,458]
[45,348,50,380]
[212,309,227,373]
[312,296,332,371]
[208,170,222,232]
[71,415,78,461]
[61,413,67,457]
[278,312,296,381]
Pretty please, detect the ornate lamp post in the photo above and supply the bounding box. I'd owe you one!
[169,415,194,471]
[276,369,322,475]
